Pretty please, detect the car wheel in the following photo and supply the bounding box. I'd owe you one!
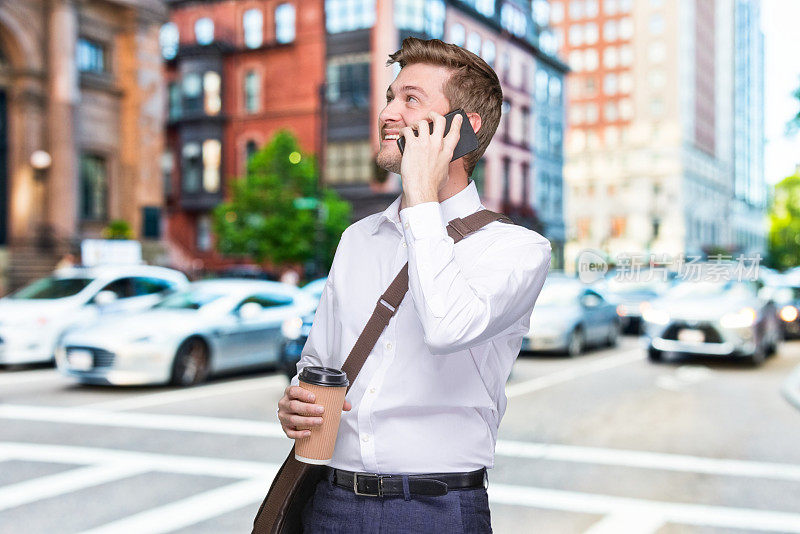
[565,328,584,357]
[171,338,210,387]
[606,321,620,347]
[647,346,663,362]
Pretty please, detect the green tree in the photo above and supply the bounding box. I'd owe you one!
[102,219,133,240]
[767,171,800,270]
[212,130,351,273]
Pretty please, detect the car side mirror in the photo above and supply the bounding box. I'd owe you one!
[93,290,118,306]
[238,302,263,320]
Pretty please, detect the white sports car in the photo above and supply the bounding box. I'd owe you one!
[0,265,188,365]
[56,279,317,386]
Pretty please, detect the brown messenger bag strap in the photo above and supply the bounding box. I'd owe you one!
[340,209,514,389]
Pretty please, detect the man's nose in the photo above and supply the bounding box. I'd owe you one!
[378,100,402,124]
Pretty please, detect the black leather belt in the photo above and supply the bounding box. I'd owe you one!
[327,466,487,497]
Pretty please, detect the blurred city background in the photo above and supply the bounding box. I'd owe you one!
[1,0,800,532]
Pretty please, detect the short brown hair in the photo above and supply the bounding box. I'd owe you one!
[386,37,503,177]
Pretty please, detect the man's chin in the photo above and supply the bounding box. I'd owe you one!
[376,152,401,174]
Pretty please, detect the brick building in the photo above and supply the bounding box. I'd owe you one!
[0,0,168,293]
[161,0,325,272]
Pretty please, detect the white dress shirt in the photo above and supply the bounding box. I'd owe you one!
[291,179,551,474]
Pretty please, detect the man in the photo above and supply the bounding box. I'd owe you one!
[277,38,551,532]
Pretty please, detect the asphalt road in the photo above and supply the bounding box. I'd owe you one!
[1,335,799,533]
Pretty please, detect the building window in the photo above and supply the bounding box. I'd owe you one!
[535,71,548,102]
[202,139,221,193]
[568,50,583,71]
[475,0,495,17]
[604,20,618,41]
[611,216,626,238]
[275,4,296,44]
[326,54,370,109]
[195,17,214,45]
[481,40,496,66]
[604,47,619,69]
[466,32,481,55]
[395,0,424,33]
[326,0,376,33]
[585,0,599,17]
[500,3,526,38]
[502,157,511,204]
[619,17,634,39]
[604,73,618,94]
[142,207,161,239]
[584,49,598,71]
[649,14,664,35]
[182,143,202,193]
[80,154,107,221]
[619,45,633,66]
[448,23,465,46]
[521,106,530,141]
[197,214,212,251]
[584,23,599,44]
[521,162,530,203]
[569,25,582,46]
[161,151,173,198]
[203,71,221,115]
[619,73,633,93]
[551,2,564,23]
[77,38,106,74]
[569,1,584,19]
[532,0,550,26]
[325,141,372,184]
[549,77,562,105]
[245,140,259,166]
[244,70,260,113]
[168,82,181,119]
[244,9,263,48]
[159,23,179,60]
[425,0,446,38]
[604,0,618,15]
[183,73,202,114]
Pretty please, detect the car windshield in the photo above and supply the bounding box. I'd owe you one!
[667,280,752,299]
[537,282,582,306]
[9,277,93,299]
[153,290,225,310]
[772,286,800,304]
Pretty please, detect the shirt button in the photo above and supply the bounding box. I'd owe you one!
[385,342,393,350]
[404,222,410,228]
[369,387,376,394]
[402,241,407,247]
[362,435,370,442]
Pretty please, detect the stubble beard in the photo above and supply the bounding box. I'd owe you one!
[376,145,401,174]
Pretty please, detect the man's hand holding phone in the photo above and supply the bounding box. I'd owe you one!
[399,111,463,207]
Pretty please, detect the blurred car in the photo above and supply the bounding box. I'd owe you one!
[642,278,781,365]
[767,285,800,339]
[522,275,621,356]
[55,279,317,386]
[594,271,675,334]
[277,277,327,379]
[0,265,188,366]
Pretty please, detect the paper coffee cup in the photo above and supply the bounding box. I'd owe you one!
[294,366,349,465]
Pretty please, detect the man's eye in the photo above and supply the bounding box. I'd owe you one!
[407,96,418,103]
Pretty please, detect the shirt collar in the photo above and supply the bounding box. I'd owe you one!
[370,179,484,235]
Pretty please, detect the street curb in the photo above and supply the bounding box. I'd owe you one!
[781,364,800,413]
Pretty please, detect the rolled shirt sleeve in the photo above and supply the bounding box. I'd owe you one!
[399,202,551,355]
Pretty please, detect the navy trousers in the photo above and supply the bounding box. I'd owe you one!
[301,468,493,533]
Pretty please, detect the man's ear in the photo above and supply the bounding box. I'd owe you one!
[466,112,482,134]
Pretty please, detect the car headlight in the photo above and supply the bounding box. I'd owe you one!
[641,304,670,325]
[720,307,757,329]
[282,317,304,340]
[780,305,798,322]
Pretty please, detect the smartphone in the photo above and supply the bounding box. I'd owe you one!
[396,108,479,162]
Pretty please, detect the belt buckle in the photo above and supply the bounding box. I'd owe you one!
[353,473,382,497]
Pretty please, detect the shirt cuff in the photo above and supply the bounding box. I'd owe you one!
[399,202,448,241]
